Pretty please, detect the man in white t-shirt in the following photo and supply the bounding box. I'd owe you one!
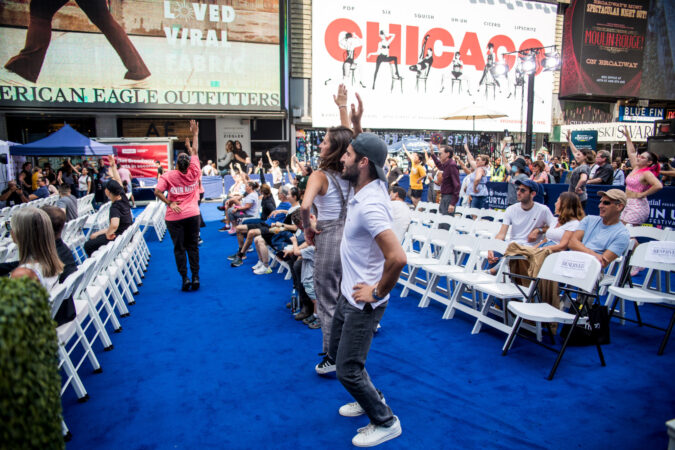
[494,179,555,245]
[389,186,411,242]
[327,133,406,447]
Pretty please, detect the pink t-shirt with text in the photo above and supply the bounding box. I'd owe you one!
[156,155,201,221]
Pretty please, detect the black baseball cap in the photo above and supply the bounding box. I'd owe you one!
[350,132,388,183]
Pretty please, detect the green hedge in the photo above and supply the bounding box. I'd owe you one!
[0,277,64,449]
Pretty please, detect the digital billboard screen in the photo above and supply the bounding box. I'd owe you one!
[0,0,281,111]
[311,0,558,132]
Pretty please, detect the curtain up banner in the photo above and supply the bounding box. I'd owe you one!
[311,0,557,131]
[114,143,169,178]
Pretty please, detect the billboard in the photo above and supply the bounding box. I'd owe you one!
[560,0,675,101]
[0,0,281,111]
[114,143,170,178]
[571,130,597,150]
[311,0,557,132]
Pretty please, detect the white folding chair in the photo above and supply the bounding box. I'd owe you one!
[502,251,604,380]
[606,240,675,355]
[399,228,454,298]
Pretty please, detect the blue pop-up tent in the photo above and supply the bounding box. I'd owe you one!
[9,124,114,156]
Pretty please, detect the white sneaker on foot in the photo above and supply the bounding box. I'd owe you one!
[254,265,272,275]
[352,416,402,447]
[252,261,263,271]
[339,396,386,417]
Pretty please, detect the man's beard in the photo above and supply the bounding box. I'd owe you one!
[341,163,359,185]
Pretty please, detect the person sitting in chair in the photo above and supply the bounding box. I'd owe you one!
[568,189,630,268]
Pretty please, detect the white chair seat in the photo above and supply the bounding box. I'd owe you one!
[449,271,497,285]
[407,256,443,266]
[508,302,581,324]
[56,321,77,344]
[607,286,675,305]
[423,264,465,276]
[453,245,472,254]
[473,282,527,299]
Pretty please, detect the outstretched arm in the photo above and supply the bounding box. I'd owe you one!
[334,84,350,128]
[463,143,477,170]
[186,120,199,156]
[566,130,583,163]
[107,155,122,184]
[350,92,364,138]
[623,127,638,169]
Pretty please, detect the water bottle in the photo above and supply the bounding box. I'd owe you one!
[291,289,297,313]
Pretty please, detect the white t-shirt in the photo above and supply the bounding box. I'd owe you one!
[340,180,392,310]
[389,200,411,242]
[78,175,91,192]
[545,219,580,244]
[503,202,556,245]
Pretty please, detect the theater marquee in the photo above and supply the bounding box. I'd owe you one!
[311,0,557,131]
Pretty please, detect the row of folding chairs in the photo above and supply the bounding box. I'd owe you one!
[414,201,505,222]
[76,193,95,217]
[53,206,155,439]
[0,194,60,238]
[138,201,168,241]
[399,220,675,378]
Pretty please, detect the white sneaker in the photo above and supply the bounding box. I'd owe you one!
[352,416,401,447]
[254,265,272,275]
[252,261,263,271]
[339,396,386,417]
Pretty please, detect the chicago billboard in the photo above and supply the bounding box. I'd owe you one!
[0,0,281,111]
[311,0,558,132]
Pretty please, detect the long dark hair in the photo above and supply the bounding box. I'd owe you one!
[319,126,353,173]
[557,192,585,225]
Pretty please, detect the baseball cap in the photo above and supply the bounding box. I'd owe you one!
[597,189,627,205]
[350,132,388,183]
[515,179,542,196]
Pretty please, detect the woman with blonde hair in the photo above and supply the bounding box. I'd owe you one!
[10,207,64,290]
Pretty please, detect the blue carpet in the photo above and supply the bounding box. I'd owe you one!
[64,203,675,449]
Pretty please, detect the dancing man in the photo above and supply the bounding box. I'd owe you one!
[329,131,407,446]
[154,120,201,292]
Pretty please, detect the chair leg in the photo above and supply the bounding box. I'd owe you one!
[548,314,582,380]
[595,342,606,366]
[634,302,643,326]
[657,309,675,355]
[418,273,438,308]
[502,316,523,355]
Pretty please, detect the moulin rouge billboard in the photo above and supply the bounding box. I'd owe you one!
[312,0,558,132]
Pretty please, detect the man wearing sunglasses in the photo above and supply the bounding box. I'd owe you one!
[568,189,630,268]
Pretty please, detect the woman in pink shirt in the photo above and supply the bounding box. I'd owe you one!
[154,120,202,291]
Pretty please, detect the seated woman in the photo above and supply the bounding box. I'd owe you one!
[83,155,134,256]
[251,209,302,275]
[537,192,585,251]
[228,186,299,267]
[221,181,260,233]
[9,207,64,291]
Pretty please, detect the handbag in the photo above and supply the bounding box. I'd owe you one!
[561,302,610,346]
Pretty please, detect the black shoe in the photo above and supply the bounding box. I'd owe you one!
[181,276,191,291]
[198,238,204,245]
[227,252,241,261]
[315,355,335,374]
[302,314,317,325]
[217,206,225,211]
[191,275,200,291]
[230,256,244,267]
[218,226,229,232]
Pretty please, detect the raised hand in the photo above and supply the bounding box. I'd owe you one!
[350,92,364,131]
[189,119,199,135]
[333,83,348,107]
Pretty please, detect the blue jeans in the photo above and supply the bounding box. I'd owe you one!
[470,195,486,209]
[328,294,394,427]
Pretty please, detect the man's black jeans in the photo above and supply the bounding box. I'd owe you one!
[166,215,200,277]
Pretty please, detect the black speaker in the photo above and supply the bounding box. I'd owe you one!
[0,154,7,164]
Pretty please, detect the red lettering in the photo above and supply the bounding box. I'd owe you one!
[488,35,516,70]
[426,28,454,69]
[405,26,419,65]
[459,32,484,70]
[324,18,362,62]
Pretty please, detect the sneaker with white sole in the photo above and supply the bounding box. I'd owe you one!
[339,396,386,417]
[352,416,401,447]
[253,265,272,275]
[252,261,263,271]
[315,355,336,375]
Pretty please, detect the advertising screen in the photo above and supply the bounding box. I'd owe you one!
[311,0,557,132]
[560,0,675,101]
[114,143,169,178]
[0,0,281,111]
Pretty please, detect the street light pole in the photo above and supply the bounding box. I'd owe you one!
[525,71,535,158]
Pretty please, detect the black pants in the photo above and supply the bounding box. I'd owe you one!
[291,257,313,310]
[84,233,112,257]
[166,215,200,278]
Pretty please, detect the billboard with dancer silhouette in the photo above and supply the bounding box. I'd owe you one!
[312,0,557,131]
[0,0,282,111]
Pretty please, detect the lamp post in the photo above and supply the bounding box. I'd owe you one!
[496,46,561,157]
